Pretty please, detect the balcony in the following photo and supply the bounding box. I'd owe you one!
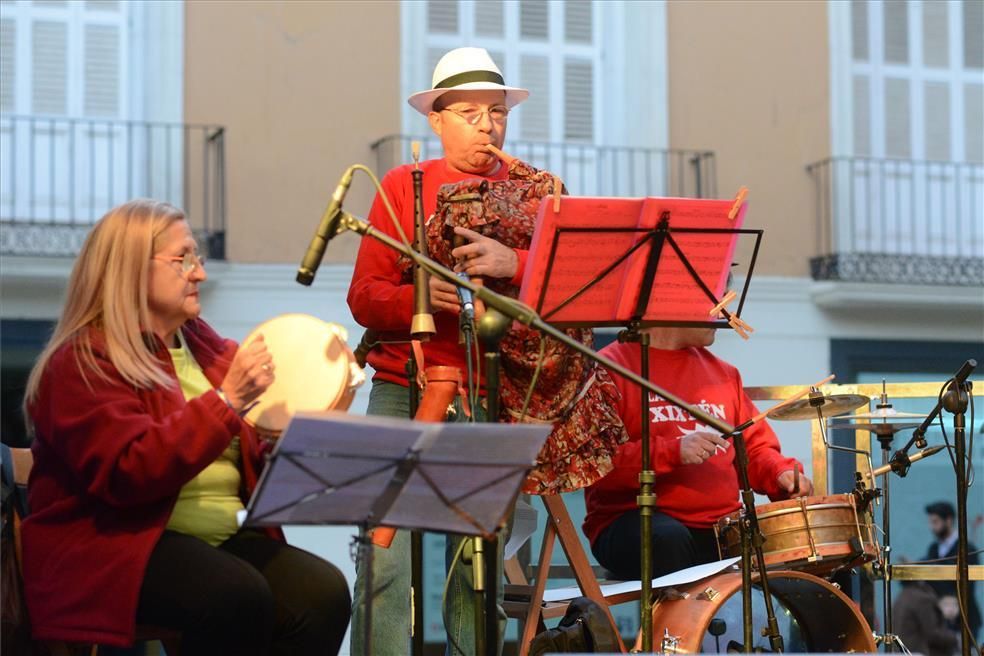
[0,116,226,259]
[807,156,983,286]
[372,135,717,199]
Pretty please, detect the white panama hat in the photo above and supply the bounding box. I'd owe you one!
[407,47,529,115]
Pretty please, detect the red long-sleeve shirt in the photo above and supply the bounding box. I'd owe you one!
[583,342,800,544]
[347,158,528,385]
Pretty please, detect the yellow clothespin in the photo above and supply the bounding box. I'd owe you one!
[728,186,748,221]
[727,314,755,340]
[708,290,737,318]
[553,175,563,213]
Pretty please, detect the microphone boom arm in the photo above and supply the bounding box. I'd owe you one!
[334,210,736,436]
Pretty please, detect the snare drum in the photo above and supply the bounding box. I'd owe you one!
[646,569,875,653]
[242,314,364,437]
[714,493,879,577]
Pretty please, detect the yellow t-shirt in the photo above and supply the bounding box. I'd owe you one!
[164,333,244,546]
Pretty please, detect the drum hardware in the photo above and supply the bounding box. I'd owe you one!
[766,390,868,421]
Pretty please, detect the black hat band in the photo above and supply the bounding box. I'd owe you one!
[434,70,505,90]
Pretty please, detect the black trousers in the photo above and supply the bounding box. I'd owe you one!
[591,509,720,581]
[135,530,350,656]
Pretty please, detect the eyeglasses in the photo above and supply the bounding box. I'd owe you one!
[441,105,510,125]
[154,252,206,275]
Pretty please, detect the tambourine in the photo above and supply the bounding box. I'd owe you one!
[241,313,365,438]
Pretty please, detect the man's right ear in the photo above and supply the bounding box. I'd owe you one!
[428,111,443,137]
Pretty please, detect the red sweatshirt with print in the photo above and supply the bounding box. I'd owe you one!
[583,341,801,544]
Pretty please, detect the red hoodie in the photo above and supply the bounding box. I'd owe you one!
[347,158,527,385]
[583,341,800,544]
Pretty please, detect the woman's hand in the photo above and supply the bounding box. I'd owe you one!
[219,335,275,413]
[679,431,730,465]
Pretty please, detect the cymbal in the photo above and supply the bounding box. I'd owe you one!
[847,408,927,420]
[830,421,921,436]
[767,394,869,421]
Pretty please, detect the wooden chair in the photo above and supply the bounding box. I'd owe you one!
[3,446,182,656]
[503,494,632,655]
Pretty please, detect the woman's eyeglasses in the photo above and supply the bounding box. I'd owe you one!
[153,252,206,275]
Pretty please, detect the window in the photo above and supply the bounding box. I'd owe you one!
[409,0,601,144]
[830,0,983,258]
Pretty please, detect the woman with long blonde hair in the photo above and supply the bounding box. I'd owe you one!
[22,199,350,655]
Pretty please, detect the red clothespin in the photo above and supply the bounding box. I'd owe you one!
[728,186,748,221]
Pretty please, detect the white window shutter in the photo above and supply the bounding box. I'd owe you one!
[963,0,983,69]
[965,83,983,163]
[32,20,68,115]
[1,19,15,113]
[851,0,869,61]
[853,75,871,156]
[427,0,458,34]
[883,1,908,64]
[564,1,592,44]
[884,77,911,158]
[475,1,503,37]
[520,0,549,40]
[923,81,950,161]
[564,58,593,142]
[519,54,550,141]
[84,23,119,117]
[85,1,119,10]
[922,1,948,68]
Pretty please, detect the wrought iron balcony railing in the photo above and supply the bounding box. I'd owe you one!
[0,115,226,258]
[807,156,983,286]
[372,135,717,199]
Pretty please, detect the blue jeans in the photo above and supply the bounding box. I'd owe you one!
[350,379,506,656]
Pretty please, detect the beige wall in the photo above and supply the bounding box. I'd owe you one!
[184,0,401,265]
[667,0,831,277]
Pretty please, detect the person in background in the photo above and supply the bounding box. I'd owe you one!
[21,199,350,655]
[924,501,981,641]
[584,324,813,580]
[895,556,959,656]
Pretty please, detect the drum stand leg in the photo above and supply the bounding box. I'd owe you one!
[732,430,785,653]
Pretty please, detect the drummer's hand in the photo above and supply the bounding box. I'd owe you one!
[451,227,518,279]
[429,275,460,314]
[777,469,814,497]
[220,335,275,413]
[679,431,729,465]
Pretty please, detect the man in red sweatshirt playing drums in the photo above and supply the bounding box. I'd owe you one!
[584,324,814,580]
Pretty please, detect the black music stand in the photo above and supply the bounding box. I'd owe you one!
[518,197,777,653]
[245,410,550,656]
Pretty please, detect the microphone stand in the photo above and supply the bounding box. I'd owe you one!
[331,208,783,652]
[408,146,434,656]
[890,360,976,656]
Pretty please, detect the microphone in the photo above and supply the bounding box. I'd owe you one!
[456,272,475,323]
[297,166,355,286]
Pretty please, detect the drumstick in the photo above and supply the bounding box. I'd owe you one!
[749,374,836,424]
[792,466,801,496]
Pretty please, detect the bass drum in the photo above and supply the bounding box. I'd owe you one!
[648,569,875,653]
[241,313,364,438]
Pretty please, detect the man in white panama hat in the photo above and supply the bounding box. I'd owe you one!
[347,46,530,655]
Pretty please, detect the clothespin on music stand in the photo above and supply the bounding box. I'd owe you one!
[728,186,748,221]
[552,175,563,213]
[708,290,755,340]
